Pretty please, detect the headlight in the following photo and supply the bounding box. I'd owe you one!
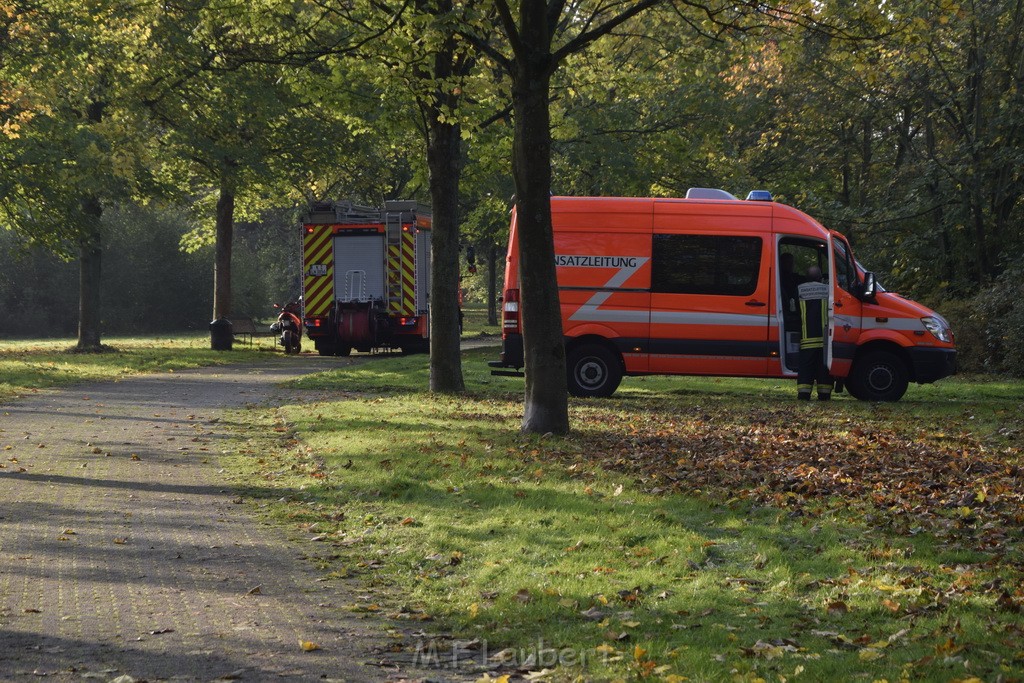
[921,316,952,343]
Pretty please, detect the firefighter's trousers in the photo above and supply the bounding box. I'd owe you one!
[797,346,833,400]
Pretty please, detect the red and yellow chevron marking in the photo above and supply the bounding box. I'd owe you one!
[303,224,335,317]
[386,230,417,316]
[400,230,416,315]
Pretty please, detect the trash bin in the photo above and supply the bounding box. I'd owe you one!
[209,317,233,351]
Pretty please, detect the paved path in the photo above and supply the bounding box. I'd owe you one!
[0,356,450,682]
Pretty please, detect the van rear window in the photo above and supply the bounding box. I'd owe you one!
[652,234,762,296]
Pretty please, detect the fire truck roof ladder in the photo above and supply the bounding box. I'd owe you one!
[385,209,404,313]
[306,200,381,224]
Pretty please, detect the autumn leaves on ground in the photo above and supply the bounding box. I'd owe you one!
[226,348,1023,683]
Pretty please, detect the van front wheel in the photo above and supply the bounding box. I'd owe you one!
[848,350,909,402]
[567,345,622,398]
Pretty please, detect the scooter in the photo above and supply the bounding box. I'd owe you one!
[270,301,303,354]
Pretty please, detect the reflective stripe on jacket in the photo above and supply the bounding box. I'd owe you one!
[798,281,829,350]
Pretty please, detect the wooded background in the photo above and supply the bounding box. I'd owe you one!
[1,1,1021,374]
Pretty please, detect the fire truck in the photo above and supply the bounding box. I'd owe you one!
[301,200,431,356]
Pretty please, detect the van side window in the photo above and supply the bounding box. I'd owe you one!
[652,234,762,296]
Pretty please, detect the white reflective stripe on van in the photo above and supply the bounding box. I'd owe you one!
[570,307,774,327]
[864,317,924,332]
[651,311,771,327]
[570,297,651,323]
[566,256,650,323]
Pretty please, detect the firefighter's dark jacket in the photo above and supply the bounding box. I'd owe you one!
[798,281,829,350]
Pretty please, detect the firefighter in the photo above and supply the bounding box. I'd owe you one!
[797,265,834,401]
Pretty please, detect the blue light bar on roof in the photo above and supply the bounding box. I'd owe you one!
[746,190,773,201]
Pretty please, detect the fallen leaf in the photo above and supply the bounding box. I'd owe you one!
[299,639,321,652]
[826,600,849,614]
[858,647,884,661]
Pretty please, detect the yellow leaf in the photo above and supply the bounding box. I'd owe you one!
[622,620,641,628]
[858,647,883,661]
[299,639,321,651]
[594,644,616,654]
[468,603,479,618]
[633,644,647,660]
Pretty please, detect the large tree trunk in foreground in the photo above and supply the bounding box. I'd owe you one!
[76,195,104,351]
[512,56,569,435]
[428,114,466,393]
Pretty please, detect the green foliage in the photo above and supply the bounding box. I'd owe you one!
[3,0,1024,370]
[0,201,307,336]
[939,266,1024,376]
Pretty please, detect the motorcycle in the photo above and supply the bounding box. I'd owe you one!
[270,301,303,354]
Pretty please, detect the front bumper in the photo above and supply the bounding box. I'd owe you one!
[909,347,957,383]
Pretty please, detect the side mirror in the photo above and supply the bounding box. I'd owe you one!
[861,272,877,301]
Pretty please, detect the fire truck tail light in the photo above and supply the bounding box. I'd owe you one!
[502,289,521,333]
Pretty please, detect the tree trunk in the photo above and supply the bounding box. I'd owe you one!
[213,174,235,320]
[487,243,498,327]
[428,114,466,393]
[512,55,569,435]
[76,195,103,351]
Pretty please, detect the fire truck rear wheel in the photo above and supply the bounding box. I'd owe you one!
[567,344,622,398]
[847,350,909,402]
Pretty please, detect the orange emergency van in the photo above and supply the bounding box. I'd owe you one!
[488,189,957,401]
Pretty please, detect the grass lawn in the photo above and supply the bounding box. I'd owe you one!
[226,348,1024,682]
[0,333,272,403]
[462,302,501,339]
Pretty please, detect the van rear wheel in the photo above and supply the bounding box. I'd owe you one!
[848,350,909,402]
[567,344,622,398]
